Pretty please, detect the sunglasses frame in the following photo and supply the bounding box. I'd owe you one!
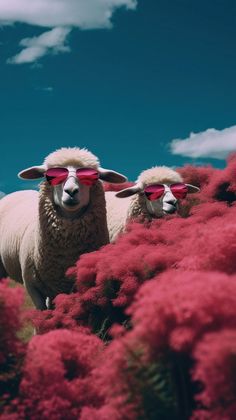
[144,182,188,201]
[45,167,99,186]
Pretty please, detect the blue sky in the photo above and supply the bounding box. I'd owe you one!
[1,0,236,193]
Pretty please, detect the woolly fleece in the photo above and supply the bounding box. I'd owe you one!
[44,147,100,169]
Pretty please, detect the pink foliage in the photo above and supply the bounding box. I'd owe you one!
[179,154,236,202]
[103,181,134,192]
[0,280,25,408]
[128,271,236,353]
[192,330,236,419]
[3,330,104,419]
[0,280,25,364]
[204,153,236,202]
[177,164,215,190]
[32,294,91,335]
[87,271,236,418]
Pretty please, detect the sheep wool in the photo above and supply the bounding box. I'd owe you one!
[35,180,108,298]
[44,147,100,170]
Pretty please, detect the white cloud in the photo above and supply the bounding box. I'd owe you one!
[0,0,136,28]
[170,125,236,160]
[1,0,137,64]
[8,27,70,64]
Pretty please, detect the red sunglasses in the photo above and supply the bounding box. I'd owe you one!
[45,167,99,186]
[144,183,188,201]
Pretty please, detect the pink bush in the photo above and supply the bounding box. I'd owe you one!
[88,271,236,419]
[192,330,236,419]
[0,280,26,409]
[204,153,236,202]
[178,154,236,204]
[128,271,236,353]
[3,330,104,419]
[103,181,134,192]
[177,164,215,190]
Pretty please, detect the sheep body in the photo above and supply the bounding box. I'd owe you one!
[0,190,38,282]
[105,192,133,242]
[0,183,108,299]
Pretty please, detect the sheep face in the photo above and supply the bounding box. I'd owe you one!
[52,166,92,215]
[18,147,127,219]
[116,176,200,219]
[144,184,179,217]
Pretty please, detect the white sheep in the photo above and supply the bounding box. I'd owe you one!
[0,147,127,309]
[106,166,199,242]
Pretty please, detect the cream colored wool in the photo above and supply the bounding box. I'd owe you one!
[137,166,182,186]
[44,147,100,170]
[0,148,110,308]
[106,166,184,242]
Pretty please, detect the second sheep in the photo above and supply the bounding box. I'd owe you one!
[106,166,199,241]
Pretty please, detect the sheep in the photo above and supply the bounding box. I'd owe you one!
[105,166,199,242]
[0,147,127,310]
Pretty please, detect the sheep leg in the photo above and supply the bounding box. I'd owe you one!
[46,296,53,309]
[24,280,47,310]
[0,259,7,279]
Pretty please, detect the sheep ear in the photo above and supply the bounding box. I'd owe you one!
[18,165,46,180]
[116,184,142,198]
[186,184,200,194]
[99,168,127,183]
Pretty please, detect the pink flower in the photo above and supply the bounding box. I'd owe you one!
[192,330,236,419]
[3,330,104,419]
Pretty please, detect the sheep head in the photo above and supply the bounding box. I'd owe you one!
[18,147,127,218]
[116,166,199,218]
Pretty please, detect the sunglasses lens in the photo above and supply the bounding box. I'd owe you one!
[170,183,188,199]
[76,168,99,186]
[45,168,68,186]
[144,184,165,201]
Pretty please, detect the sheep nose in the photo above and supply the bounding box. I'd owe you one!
[165,198,177,205]
[164,194,177,205]
[64,186,79,197]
